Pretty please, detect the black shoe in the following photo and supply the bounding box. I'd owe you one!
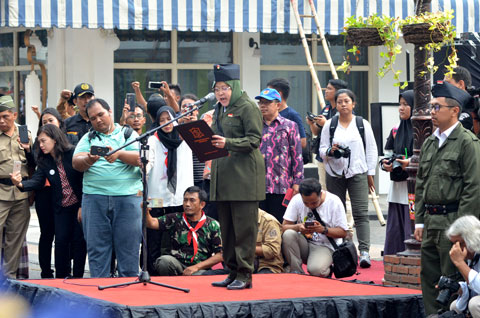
[227,280,252,290]
[212,276,235,287]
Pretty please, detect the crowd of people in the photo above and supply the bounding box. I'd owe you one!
[1,63,480,315]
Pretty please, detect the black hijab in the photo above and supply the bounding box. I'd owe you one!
[393,90,414,157]
[153,106,182,193]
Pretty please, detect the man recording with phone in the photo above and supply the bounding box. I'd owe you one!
[0,95,34,278]
[281,178,347,277]
[72,98,142,278]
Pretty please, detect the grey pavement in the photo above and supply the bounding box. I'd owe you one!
[24,194,390,280]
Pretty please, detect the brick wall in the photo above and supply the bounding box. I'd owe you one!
[383,255,422,290]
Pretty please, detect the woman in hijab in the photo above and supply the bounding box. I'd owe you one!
[210,64,265,290]
[381,90,414,255]
[146,105,193,274]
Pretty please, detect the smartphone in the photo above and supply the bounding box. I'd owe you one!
[306,111,317,121]
[126,93,136,112]
[90,145,110,156]
[12,160,22,174]
[282,188,294,207]
[305,221,315,227]
[18,125,29,144]
[148,81,163,89]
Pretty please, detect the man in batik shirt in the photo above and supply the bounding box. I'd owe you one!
[256,88,304,223]
[146,186,223,276]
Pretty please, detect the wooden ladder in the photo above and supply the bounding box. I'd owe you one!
[290,0,339,110]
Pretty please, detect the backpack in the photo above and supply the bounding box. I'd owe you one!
[329,115,366,151]
[88,125,134,142]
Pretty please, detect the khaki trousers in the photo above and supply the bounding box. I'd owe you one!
[451,296,480,318]
[282,229,333,277]
[0,199,30,278]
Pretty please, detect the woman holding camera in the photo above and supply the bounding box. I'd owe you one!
[319,89,377,268]
[11,124,86,278]
[381,90,413,256]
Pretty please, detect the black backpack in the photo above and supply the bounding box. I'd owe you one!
[329,115,366,151]
[88,125,134,142]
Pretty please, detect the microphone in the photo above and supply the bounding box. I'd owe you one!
[184,92,216,111]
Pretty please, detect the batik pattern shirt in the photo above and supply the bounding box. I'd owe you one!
[157,213,222,266]
[260,115,303,194]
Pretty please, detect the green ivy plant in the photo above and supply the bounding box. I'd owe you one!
[399,10,458,78]
[338,14,406,88]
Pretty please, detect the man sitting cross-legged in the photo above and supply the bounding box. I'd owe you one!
[146,186,223,276]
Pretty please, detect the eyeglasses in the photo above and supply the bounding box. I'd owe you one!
[257,100,274,106]
[127,114,144,119]
[428,103,456,112]
[213,86,231,93]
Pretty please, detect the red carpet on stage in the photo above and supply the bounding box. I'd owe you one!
[6,270,425,318]
[21,273,416,307]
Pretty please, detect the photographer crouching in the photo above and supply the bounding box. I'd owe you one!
[445,215,480,317]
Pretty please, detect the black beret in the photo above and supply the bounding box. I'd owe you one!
[432,81,473,109]
[213,64,240,82]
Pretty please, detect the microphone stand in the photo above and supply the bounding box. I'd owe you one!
[98,102,208,291]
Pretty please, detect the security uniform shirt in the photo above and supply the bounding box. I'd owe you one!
[256,209,284,273]
[415,123,480,229]
[65,113,91,143]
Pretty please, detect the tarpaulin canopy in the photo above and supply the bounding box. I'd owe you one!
[0,0,478,35]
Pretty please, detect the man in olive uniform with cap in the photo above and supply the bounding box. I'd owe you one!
[0,96,34,278]
[210,64,265,289]
[414,81,480,316]
[65,83,95,143]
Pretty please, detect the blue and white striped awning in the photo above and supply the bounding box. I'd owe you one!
[0,0,479,35]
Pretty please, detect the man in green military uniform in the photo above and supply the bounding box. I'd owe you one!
[414,81,480,316]
[209,64,266,290]
[146,186,223,276]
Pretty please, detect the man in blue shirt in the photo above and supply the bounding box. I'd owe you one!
[73,98,142,278]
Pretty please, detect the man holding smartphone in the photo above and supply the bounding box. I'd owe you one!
[0,95,34,278]
[73,98,142,278]
[281,178,347,277]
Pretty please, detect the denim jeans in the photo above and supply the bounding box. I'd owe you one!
[82,194,142,277]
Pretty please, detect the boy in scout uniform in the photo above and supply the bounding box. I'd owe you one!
[0,96,33,278]
[414,82,480,316]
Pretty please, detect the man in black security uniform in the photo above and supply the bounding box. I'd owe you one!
[414,81,480,316]
[65,83,95,143]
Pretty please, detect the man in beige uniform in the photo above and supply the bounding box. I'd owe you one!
[255,209,284,273]
[0,95,33,278]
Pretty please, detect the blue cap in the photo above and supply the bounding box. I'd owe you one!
[255,88,281,102]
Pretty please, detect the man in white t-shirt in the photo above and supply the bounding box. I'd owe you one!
[282,178,348,277]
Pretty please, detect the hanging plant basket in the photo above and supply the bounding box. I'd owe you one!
[401,23,444,45]
[346,27,385,46]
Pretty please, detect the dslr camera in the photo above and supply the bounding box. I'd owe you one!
[436,274,461,306]
[328,145,351,159]
[382,154,404,173]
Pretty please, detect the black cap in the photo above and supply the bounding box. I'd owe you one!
[213,64,240,82]
[432,81,473,109]
[73,83,94,99]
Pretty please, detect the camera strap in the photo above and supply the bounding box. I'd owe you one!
[310,208,339,250]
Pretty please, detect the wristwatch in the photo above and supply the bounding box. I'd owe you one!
[322,226,329,235]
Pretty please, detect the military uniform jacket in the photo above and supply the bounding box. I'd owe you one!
[210,92,266,201]
[415,123,480,230]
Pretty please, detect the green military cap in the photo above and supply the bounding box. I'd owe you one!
[0,95,15,112]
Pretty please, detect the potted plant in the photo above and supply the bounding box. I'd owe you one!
[338,14,406,88]
[399,10,458,78]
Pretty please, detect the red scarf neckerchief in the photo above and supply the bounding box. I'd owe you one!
[182,211,207,262]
